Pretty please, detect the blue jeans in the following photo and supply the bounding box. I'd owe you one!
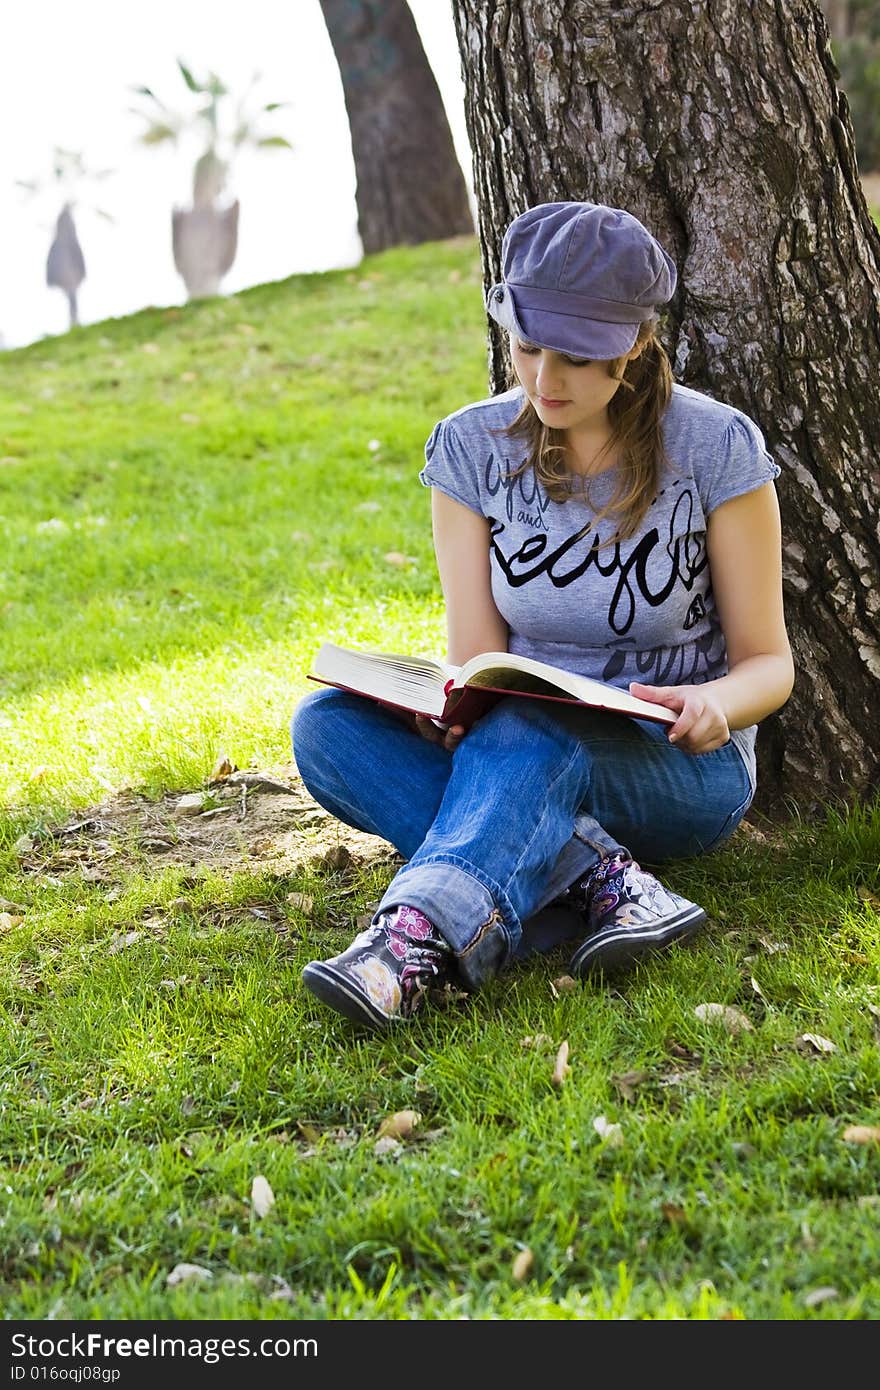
[290,689,753,991]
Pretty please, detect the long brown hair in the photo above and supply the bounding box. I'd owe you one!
[501,320,674,539]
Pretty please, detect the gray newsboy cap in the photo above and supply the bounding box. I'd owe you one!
[486,201,677,360]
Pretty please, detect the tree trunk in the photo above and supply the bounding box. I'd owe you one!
[171,201,240,300]
[318,0,474,253]
[450,0,880,817]
[820,0,853,41]
[46,204,86,331]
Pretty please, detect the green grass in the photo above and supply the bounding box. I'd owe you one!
[1,238,879,1321]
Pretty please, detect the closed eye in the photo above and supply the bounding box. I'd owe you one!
[514,339,592,367]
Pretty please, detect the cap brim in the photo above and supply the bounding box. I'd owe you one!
[486,282,639,360]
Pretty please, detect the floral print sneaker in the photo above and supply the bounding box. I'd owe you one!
[302,904,452,1030]
[568,850,707,978]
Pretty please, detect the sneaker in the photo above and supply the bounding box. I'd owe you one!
[568,850,707,978]
[302,904,452,1030]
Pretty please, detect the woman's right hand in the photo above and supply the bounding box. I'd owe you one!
[413,715,468,753]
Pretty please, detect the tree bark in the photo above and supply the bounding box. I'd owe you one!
[319,0,474,253]
[450,0,880,817]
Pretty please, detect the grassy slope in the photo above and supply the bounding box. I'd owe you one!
[0,239,878,1322]
[0,241,484,816]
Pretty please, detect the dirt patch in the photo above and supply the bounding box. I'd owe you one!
[13,762,400,887]
[11,759,786,895]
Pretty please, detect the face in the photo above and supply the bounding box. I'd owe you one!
[510,336,633,435]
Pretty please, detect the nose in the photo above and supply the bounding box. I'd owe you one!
[534,351,564,396]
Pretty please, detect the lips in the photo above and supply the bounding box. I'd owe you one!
[537,396,569,407]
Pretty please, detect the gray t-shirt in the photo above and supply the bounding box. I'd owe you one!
[419,382,781,789]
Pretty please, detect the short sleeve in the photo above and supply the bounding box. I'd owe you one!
[701,411,781,515]
[418,417,484,516]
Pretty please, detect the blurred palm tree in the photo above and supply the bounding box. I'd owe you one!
[131,60,293,300]
[16,147,114,330]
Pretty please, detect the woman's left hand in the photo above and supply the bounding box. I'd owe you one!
[629,682,730,755]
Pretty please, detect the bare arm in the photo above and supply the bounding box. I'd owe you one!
[431,489,509,664]
[411,490,508,751]
[631,482,794,753]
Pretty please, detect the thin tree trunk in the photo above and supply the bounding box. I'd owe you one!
[46,204,86,333]
[319,0,474,253]
[450,0,880,817]
[820,0,853,40]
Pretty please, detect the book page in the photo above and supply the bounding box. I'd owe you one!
[454,650,675,724]
[308,643,452,718]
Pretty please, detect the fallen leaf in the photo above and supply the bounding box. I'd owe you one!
[511,1248,534,1281]
[286,892,315,914]
[374,1136,403,1157]
[0,897,26,914]
[210,755,236,780]
[802,1286,839,1308]
[383,551,413,566]
[180,413,201,425]
[28,765,49,783]
[749,975,769,1005]
[377,1109,421,1140]
[666,1040,702,1062]
[520,1033,553,1049]
[795,1032,836,1055]
[251,1175,275,1218]
[296,1120,321,1144]
[142,342,160,354]
[592,1114,624,1146]
[612,1069,650,1102]
[735,818,768,842]
[166,1262,212,1286]
[551,1040,571,1088]
[661,1202,690,1227]
[318,844,351,872]
[551,974,578,993]
[693,1003,754,1034]
[13,835,34,855]
[0,913,24,932]
[856,885,880,909]
[756,935,789,954]
[842,1125,880,1145]
[107,930,142,955]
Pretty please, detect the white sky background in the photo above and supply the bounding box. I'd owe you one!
[0,0,474,350]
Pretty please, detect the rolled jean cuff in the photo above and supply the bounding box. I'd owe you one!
[375,855,516,991]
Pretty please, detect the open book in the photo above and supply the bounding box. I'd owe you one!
[307,642,675,729]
